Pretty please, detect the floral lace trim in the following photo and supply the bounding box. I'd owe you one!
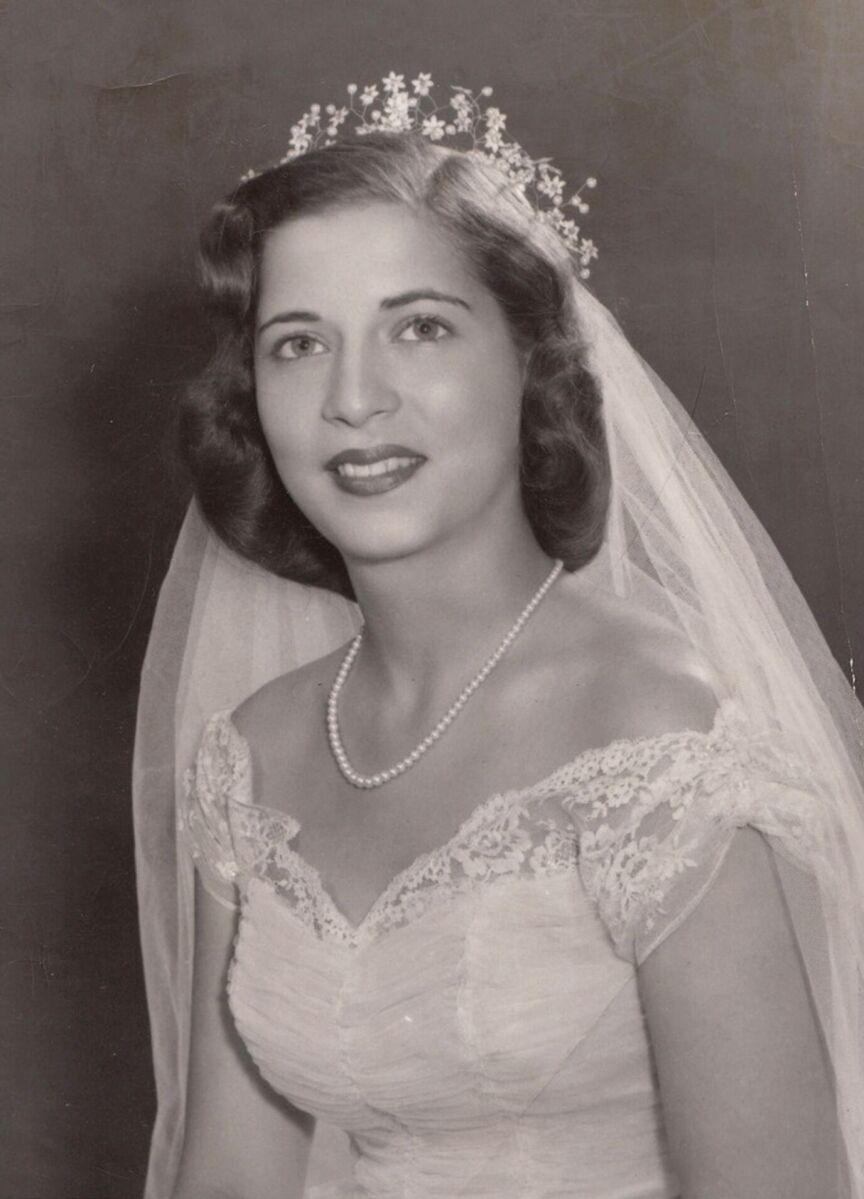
[179,698,823,950]
[565,706,825,954]
[232,792,578,946]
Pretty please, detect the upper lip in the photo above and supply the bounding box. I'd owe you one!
[325,444,426,470]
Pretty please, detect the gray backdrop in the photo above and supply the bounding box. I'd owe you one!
[2,1,862,1195]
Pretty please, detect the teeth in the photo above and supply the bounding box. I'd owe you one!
[335,457,420,478]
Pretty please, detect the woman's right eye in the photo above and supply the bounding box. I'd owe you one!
[272,334,328,361]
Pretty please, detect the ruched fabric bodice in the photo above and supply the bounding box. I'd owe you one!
[179,697,822,1198]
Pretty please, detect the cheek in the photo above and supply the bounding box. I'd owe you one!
[448,358,523,447]
[255,379,313,463]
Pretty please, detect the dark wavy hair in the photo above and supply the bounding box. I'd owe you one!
[181,132,610,599]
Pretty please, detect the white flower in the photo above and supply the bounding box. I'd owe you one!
[498,141,522,166]
[346,83,358,95]
[412,72,433,96]
[422,115,447,141]
[537,174,564,202]
[387,90,411,113]
[485,106,506,133]
[289,126,311,154]
[360,85,379,106]
[382,90,412,129]
[382,71,405,94]
[482,127,504,152]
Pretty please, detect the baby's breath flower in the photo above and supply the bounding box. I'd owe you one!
[537,174,564,203]
[485,106,506,133]
[421,115,447,141]
[360,85,379,105]
[382,71,405,94]
[289,126,311,154]
[412,72,433,96]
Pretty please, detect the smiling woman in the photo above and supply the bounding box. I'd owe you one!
[134,83,864,1199]
[180,131,608,600]
[253,203,528,564]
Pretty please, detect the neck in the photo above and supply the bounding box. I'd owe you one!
[342,522,556,711]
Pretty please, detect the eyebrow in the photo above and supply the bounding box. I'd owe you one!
[257,289,471,335]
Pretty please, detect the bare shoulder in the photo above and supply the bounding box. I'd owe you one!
[231,644,349,769]
[550,570,721,745]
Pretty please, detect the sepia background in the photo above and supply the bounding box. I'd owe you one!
[2,0,862,1194]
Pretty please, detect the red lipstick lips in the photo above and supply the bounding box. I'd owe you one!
[325,444,426,497]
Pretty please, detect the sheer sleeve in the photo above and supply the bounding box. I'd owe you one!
[567,699,827,966]
[177,709,252,912]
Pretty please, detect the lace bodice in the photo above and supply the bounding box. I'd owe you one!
[180,697,818,954]
[178,697,823,1198]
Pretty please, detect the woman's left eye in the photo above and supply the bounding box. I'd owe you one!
[396,315,451,343]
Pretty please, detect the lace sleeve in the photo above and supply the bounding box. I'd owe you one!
[177,710,252,912]
[566,700,825,965]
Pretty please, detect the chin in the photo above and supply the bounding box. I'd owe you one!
[325,525,432,570]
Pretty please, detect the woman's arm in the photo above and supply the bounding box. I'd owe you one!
[172,874,314,1199]
[638,826,839,1199]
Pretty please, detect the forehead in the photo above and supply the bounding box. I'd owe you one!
[257,202,480,303]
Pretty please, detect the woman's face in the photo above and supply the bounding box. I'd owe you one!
[254,201,527,567]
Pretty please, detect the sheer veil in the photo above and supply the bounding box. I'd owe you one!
[134,278,864,1196]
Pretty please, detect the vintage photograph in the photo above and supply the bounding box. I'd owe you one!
[2,1,863,1196]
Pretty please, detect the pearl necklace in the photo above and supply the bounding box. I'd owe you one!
[326,559,564,789]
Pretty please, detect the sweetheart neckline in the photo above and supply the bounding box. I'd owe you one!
[217,697,737,942]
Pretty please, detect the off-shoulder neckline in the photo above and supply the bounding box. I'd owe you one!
[200,696,741,941]
[216,694,738,816]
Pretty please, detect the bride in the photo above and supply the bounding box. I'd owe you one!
[134,76,864,1199]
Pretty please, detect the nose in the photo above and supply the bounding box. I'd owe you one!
[321,339,400,428]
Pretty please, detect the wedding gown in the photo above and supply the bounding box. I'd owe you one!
[178,691,821,1199]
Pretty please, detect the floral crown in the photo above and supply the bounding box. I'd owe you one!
[239,72,598,278]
